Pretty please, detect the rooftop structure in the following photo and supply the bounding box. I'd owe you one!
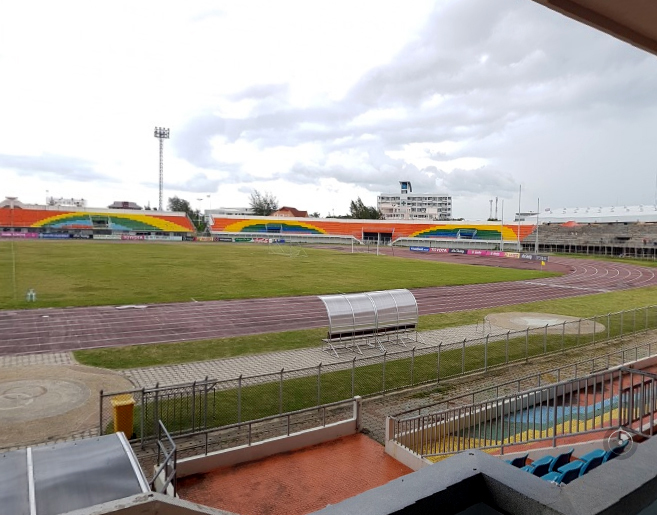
[272,206,308,217]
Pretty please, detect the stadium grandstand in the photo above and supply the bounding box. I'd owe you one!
[209,214,537,248]
[0,196,195,240]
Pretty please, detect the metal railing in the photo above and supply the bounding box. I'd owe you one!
[183,397,358,457]
[149,421,177,496]
[394,340,657,418]
[100,305,657,441]
[390,366,657,459]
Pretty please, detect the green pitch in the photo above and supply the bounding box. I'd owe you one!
[0,240,557,309]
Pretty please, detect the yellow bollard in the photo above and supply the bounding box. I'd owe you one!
[111,394,135,437]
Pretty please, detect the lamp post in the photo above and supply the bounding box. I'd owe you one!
[154,127,170,211]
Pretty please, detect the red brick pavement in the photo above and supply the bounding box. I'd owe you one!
[178,433,412,515]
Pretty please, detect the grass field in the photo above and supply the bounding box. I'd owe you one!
[0,240,557,309]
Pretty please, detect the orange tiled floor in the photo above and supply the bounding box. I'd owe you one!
[178,433,412,515]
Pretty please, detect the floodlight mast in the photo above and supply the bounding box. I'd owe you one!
[154,127,170,210]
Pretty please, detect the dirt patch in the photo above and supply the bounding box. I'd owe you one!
[486,312,605,334]
[0,365,133,449]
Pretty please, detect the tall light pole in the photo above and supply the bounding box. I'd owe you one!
[535,198,540,253]
[154,127,170,211]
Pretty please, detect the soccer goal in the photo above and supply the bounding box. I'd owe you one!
[268,240,308,258]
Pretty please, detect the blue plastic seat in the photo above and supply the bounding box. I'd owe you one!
[505,453,529,468]
[541,461,584,485]
[579,454,604,476]
[520,465,534,473]
[603,439,629,462]
[525,448,574,477]
[577,449,605,463]
[551,448,574,471]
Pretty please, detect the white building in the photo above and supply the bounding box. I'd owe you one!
[377,181,452,221]
[205,207,255,216]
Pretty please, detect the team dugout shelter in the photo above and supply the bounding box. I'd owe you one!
[319,289,423,357]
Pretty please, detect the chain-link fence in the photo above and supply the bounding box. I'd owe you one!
[100,305,657,442]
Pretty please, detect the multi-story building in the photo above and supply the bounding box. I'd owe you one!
[377,181,452,221]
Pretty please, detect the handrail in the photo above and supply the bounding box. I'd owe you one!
[150,420,177,496]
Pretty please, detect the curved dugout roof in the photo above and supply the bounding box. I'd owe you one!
[319,289,418,337]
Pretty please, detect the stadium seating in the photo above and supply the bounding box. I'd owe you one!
[541,460,584,485]
[505,453,528,468]
[523,449,573,477]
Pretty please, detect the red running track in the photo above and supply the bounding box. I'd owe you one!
[0,255,655,356]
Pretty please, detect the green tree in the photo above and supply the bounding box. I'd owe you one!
[309,211,321,218]
[249,190,279,216]
[348,197,383,219]
[167,196,207,233]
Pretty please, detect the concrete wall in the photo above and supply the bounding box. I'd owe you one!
[177,398,362,477]
[62,493,234,515]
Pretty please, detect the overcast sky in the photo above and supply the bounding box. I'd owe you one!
[2,0,657,220]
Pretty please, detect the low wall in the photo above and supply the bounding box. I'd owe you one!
[177,398,362,477]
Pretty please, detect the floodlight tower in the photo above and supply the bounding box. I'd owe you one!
[154,127,170,210]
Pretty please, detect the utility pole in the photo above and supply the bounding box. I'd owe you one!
[535,198,540,253]
[154,127,170,211]
[517,185,522,251]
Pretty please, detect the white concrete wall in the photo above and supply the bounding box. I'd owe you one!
[177,397,362,477]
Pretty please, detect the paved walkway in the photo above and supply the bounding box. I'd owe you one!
[120,323,503,388]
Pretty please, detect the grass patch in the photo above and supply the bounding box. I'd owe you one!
[77,286,657,370]
[0,240,556,309]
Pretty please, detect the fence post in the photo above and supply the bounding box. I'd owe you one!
[140,388,145,447]
[238,375,242,425]
[577,319,581,346]
[544,324,548,353]
[562,322,565,352]
[382,352,387,393]
[646,306,649,331]
[620,311,624,339]
[437,343,442,383]
[279,368,284,414]
[525,328,529,362]
[633,308,637,334]
[607,313,611,340]
[485,335,489,372]
[203,376,209,431]
[154,382,160,438]
[552,385,558,447]
[462,339,466,374]
[317,363,322,406]
[191,381,196,432]
[99,390,103,436]
[352,357,356,397]
[506,331,510,363]
[411,347,415,385]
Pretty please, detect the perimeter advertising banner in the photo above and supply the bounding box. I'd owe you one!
[39,233,71,239]
[409,246,548,262]
[1,232,38,238]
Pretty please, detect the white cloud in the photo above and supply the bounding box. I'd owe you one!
[2,0,657,219]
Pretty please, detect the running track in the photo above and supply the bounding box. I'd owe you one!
[1,254,655,356]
